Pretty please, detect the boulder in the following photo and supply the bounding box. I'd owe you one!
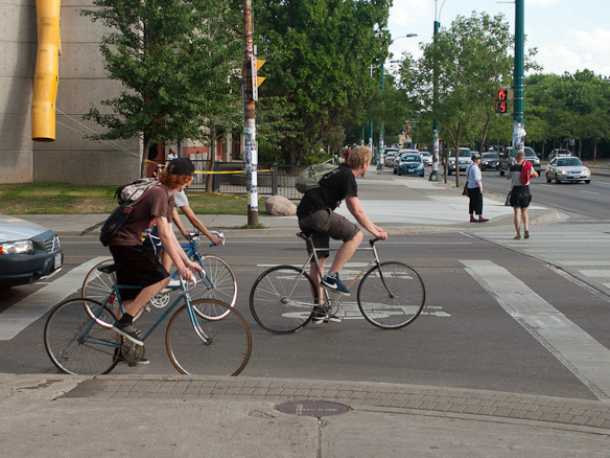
[265,195,297,216]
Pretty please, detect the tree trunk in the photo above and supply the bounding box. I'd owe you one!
[141,134,151,178]
[578,138,582,158]
[479,112,491,153]
[593,141,598,161]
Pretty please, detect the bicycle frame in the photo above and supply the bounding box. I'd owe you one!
[84,280,211,345]
[296,234,394,307]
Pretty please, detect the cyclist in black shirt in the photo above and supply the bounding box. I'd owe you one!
[297,146,388,322]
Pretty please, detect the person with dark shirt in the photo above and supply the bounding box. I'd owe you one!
[108,158,203,362]
[297,146,388,323]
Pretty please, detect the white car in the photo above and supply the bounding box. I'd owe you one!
[420,151,433,166]
[545,157,591,184]
[448,148,473,175]
[384,151,398,167]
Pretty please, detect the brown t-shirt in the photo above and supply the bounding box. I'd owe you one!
[110,185,175,246]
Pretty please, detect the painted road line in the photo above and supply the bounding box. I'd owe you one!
[0,257,107,341]
[561,261,610,266]
[462,259,610,401]
[579,270,610,279]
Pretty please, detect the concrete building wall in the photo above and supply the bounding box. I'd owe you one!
[0,1,36,183]
[33,0,140,185]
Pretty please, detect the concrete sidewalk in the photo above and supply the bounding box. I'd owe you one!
[1,373,609,458]
[15,173,564,236]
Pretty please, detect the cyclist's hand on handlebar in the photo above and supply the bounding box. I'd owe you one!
[209,234,223,246]
[375,227,389,240]
[188,260,203,273]
[178,265,195,283]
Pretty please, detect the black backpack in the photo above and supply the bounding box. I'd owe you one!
[99,179,158,246]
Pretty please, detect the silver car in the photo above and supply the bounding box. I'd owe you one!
[545,157,591,184]
[420,151,433,166]
[0,215,63,287]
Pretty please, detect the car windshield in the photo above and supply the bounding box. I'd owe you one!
[401,154,420,162]
[459,150,471,157]
[557,158,582,167]
[482,153,498,159]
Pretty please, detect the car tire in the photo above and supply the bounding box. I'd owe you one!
[546,175,551,183]
[585,180,591,184]
[393,169,397,175]
[499,170,505,177]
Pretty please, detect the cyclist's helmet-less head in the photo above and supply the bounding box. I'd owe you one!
[159,157,195,189]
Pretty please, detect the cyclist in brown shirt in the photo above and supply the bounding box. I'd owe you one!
[109,158,202,355]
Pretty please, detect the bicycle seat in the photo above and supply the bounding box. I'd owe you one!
[296,232,312,241]
[98,264,117,274]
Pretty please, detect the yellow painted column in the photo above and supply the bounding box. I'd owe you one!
[32,0,61,141]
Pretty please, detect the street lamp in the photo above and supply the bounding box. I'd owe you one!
[431,0,448,182]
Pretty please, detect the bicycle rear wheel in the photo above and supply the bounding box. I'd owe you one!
[165,299,252,376]
[357,261,425,329]
[190,255,238,319]
[44,298,120,375]
[249,265,318,334]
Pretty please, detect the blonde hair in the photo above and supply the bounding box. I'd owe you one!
[346,146,372,170]
[158,170,192,189]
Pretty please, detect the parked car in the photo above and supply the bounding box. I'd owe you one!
[394,152,425,177]
[548,148,573,161]
[384,151,399,167]
[448,148,472,175]
[480,151,500,170]
[420,151,433,166]
[0,215,63,287]
[499,146,541,176]
[545,157,591,184]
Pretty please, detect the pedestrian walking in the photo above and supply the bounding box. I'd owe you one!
[466,153,489,223]
[509,150,539,239]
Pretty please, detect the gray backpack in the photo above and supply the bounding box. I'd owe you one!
[295,162,336,193]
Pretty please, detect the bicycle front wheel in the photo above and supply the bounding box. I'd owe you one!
[44,298,120,375]
[357,261,426,329]
[165,299,252,376]
[190,255,238,319]
[81,257,115,303]
[249,265,318,334]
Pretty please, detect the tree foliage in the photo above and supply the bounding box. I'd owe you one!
[83,0,242,172]
[253,0,392,164]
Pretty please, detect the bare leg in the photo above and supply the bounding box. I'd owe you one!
[123,277,170,318]
[329,230,363,274]
[309,256,327,305]
[513,208,521,236]
[522,208,529,233]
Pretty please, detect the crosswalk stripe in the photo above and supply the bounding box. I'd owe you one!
[579,270,610,279]
[0,257,107,341]
[462,259,610,401]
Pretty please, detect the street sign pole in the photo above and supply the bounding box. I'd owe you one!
[512,0,526,154]
[243,0,258,226]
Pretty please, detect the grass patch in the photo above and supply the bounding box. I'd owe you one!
[0,183,267,215]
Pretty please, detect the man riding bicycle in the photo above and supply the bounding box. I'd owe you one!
[108,158,202,360]
[297,145,388,323]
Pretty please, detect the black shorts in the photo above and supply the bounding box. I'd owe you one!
[298,209,360,258]
[109,244,169,300]
[510,186,532,209]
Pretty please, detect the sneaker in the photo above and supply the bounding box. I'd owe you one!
[113,322,144,346]
[524,230,530,239]
[478,217,489,223]
[160,278,182,293]
[116,350,150,366]
[311,306,342,324]
[322,273,350,295]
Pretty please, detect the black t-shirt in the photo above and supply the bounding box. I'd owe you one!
[297,165,358,218]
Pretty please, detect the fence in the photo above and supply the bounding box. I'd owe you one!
[189,160,301,200]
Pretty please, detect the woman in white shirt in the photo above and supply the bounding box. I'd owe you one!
[466,153,489,223]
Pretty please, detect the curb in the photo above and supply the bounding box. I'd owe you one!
[5,373,610,432]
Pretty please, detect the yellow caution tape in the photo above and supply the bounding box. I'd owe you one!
[143,160,272,174]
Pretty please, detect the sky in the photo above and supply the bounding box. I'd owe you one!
[388,0,610,76]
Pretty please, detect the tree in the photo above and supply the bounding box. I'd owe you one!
[253,0,392,164]
[83,0,242,175]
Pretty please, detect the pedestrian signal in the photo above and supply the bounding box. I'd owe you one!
[496,87,508,114]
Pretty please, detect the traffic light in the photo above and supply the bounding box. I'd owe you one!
[496,87,508,114]
[250,56,266,101]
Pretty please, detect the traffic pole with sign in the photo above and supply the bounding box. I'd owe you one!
[242,0,266,226]
[512,0,526,154]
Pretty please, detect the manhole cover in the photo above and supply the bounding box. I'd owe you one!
[275,400,351,417]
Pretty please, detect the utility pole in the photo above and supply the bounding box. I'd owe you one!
[242,0,258,226]
[512,0,526,154]
[378,65,385,173]
[430,18,441,182]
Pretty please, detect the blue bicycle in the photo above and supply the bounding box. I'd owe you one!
[82,231,237,320]
[45,272,251,376]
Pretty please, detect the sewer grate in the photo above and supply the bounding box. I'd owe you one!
[275,400,351,417]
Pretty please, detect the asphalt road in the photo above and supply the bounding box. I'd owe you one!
[480,170,610,220]
[3,231,610,402]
